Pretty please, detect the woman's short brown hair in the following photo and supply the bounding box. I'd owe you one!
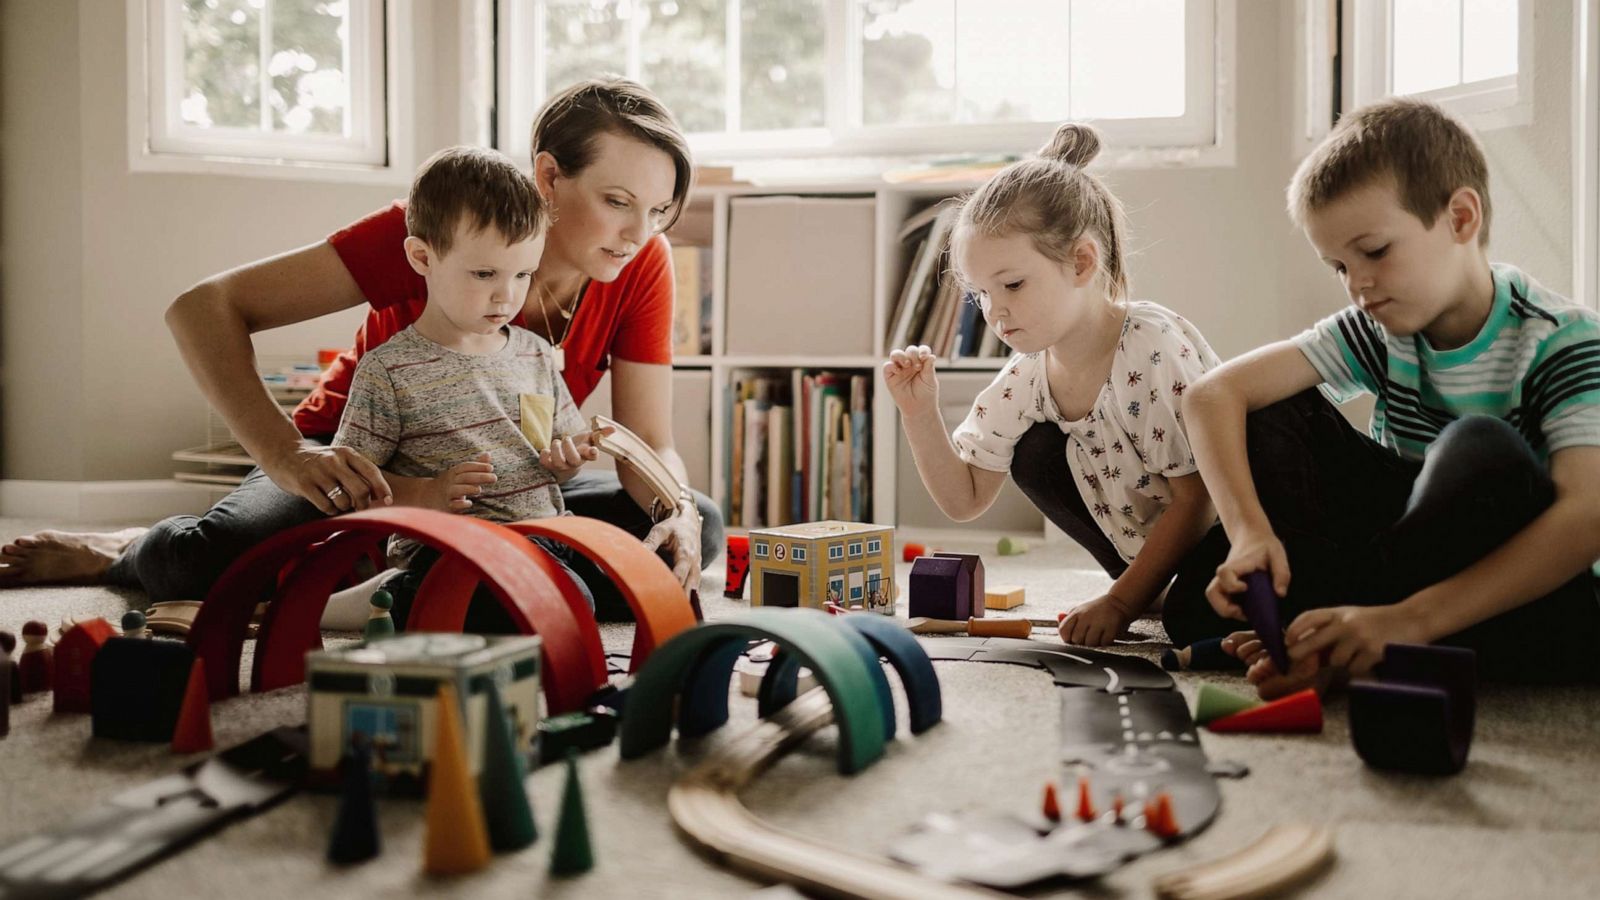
[530,77,694,232]
[406,146,546,256]
[1288,97,1492,245]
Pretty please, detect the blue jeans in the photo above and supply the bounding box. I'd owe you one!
[1160,389,1600,683]
[109,467,724,624]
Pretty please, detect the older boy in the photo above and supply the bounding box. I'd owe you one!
[334,146,606,626]
[1173,98,1600,697]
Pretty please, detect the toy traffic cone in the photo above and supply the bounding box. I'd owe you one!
[1194,683,1259,725]
[1041,781,1061,823]
[171,657,214,754]
[549,748,593,876]
[327,737,381,864]
[1207,688,1323,734]
[1145,792,1180,839]
[479,681,536,852]
[1076,776,1096,821]
[424,683,491,875]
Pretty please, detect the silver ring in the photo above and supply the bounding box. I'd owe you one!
[325,486,345,502]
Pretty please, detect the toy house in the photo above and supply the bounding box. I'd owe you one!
[748,521,895,614]
[53,617,116,713]
[933,552,985,619]
[306,633,542,790]
[908,556,968,620]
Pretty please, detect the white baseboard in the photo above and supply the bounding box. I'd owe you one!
[0,479,222,523]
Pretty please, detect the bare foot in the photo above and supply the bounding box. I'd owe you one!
[0,527,146,586]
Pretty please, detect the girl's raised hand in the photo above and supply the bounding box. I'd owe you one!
[882,345,941,417]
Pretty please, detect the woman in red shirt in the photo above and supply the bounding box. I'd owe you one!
[0,79,720,619]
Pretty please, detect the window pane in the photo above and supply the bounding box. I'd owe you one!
[180,0,262,129]
[741,0,824,130]
[1392,0,1462,95]
[269,0,350,135]
[1462,0,1517,83]
[641,0,727,134]
[544,1,630,98]
[861,0,955,126]
[1070,0,1184,119]
[953,0,1070,123]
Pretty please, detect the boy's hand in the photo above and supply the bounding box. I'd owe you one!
[538,427,614,479]
[882,345,941,418]
[1205,529,1291,620]
[428,453,496,512]
[1059,592,1140,646]
[1284,604,1427,677]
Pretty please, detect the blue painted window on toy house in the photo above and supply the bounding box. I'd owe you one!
[829,543,844,561]
[754,541,768,559]
[793,545,807,561]
[867,539,881,554]
[345,701,419,763]
[848,541,863,558]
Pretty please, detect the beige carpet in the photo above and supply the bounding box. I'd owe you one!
[1,517,1597,899]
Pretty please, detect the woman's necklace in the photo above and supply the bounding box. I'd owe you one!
[535,279,587,371]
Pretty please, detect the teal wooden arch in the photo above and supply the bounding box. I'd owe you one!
[619,608,892,774]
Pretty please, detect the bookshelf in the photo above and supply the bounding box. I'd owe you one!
[170,356,320,499]
[663,178,1049,539]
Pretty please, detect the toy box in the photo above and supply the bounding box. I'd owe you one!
[748,521,895,614]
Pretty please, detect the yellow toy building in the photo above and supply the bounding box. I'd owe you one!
[748,521,896,615]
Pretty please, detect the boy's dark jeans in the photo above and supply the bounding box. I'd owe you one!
[1161,389,1600,683]
[380,536,594,634]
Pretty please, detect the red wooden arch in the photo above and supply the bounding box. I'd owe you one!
[188,508,606,713]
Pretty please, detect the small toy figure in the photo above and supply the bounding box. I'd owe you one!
[363,589,396,642]
[171,657,215,753]
[724,535,751,599]
[18,621,53,694]
[0,631,21,705]
[550,748,593,876]
[423,683,491,875]
[480,682,536,852]
[328,736,381,864]
[120,610,149,639]
[0,633,11,737]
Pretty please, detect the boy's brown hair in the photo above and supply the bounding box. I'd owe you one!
[530,77,694,232]
[406,146,547,256]
[1288,97,1492,245]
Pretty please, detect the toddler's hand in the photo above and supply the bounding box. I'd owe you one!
[539,427,613,478]
[430,453,495,512]
[1205,529,1291,620]
[882,345,941,418]
[1058,592,1139,646]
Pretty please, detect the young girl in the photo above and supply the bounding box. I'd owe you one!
[884,123,1222,646]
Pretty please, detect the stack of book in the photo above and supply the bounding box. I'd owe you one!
[726,371,871,528]
[885,201,1008,361]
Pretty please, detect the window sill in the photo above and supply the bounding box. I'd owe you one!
[128,148,412,187]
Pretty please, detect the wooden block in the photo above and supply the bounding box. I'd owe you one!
[984,585,1025,610]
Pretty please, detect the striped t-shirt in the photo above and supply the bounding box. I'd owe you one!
[333,325,586,561]
[1294,263,1600,577]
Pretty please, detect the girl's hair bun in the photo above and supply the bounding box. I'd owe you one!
[1039,122,1102,168]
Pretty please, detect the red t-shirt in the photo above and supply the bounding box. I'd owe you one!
[293,201,675,437]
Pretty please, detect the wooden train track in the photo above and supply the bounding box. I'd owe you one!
[668,688,1002,900]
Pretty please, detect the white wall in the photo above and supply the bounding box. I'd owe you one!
[0,0,1579,483]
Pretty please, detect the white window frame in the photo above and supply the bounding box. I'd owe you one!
[498,0,1234,168]
[828,542,844,561]
[1344,0,1534,130]
[793,545,807,561]
[127,0,414,184]
[753,540,768,558]
[1575,0,1600,312]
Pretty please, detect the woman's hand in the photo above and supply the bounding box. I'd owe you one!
[1204,527,1291,620]
[424,453,497,513]
[642,499,703,592]
[264,442,394,515]
[882,345,941,419]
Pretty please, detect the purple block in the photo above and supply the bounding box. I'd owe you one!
[1350,643,1476,775]
[909,557,968,620]
[1237,571,1289,673]
[932,553,985,619]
